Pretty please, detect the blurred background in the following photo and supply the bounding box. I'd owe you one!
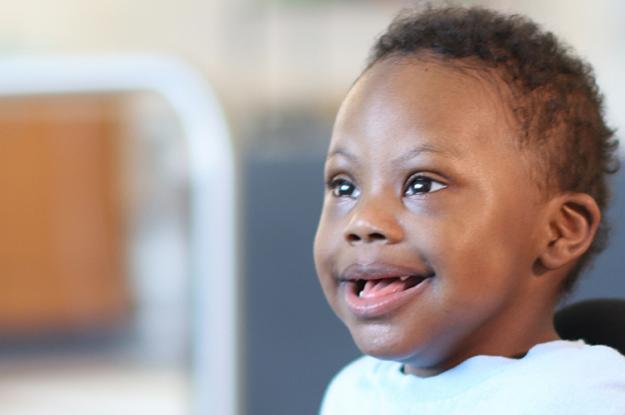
[0,0,623,414]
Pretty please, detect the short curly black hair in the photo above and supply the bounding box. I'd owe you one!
[366,6,619,293]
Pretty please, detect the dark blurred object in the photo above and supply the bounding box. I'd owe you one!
[555,299,625,355]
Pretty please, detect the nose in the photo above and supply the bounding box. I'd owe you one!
[344,197,404,245]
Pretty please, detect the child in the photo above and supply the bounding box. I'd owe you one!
[314,6,625,414]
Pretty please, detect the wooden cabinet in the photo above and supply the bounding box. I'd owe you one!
[0,96,130,334]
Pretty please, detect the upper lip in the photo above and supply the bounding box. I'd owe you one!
[339,262,434,282]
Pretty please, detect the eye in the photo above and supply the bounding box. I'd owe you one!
[404,175,447,196]
[329,177,360,198]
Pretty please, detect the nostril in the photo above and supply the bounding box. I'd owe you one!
[346,233,361,243]
[369,232,386,241]
[345,232,387,243]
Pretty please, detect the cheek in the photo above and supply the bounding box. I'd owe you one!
[313,200,347,260]
[313,209,333,262]
[414,210,528,296]
[313,212,340,288]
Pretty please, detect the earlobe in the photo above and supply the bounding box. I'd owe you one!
[538,193,601,271]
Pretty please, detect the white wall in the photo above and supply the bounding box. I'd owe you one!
[0,0,623,148]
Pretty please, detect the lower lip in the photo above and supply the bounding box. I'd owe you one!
[343,277,432,319]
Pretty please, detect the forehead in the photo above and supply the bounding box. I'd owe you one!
[330,57,517,160]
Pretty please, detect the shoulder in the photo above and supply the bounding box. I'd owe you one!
[319,356,397,415]
[560,342,625,391]
[526,340,625,377]
[507,341,625,413]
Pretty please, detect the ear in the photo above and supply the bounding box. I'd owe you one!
[538,193,601,271]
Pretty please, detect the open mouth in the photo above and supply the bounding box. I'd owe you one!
[343,272,435,318]
[354,274,432,299]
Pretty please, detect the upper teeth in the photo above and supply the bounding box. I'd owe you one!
[400,275,411,281]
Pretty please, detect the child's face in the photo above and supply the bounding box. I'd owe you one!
[314,58,553,374]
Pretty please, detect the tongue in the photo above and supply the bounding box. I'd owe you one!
[359,277,411,299]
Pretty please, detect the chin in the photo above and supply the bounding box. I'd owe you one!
[348,321,426,362]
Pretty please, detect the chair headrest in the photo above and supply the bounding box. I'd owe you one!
[555,298,625,355]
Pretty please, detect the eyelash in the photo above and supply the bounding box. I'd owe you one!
[404,174,447,196]
[327,174,447,199]
[328,177,360,199]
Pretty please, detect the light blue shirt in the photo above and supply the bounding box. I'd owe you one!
[321,340,625,414]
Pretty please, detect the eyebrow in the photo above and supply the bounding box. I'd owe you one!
[327,143,454,164]
[326,147,357,162]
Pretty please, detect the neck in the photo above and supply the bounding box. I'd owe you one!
[403,295,561,377]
